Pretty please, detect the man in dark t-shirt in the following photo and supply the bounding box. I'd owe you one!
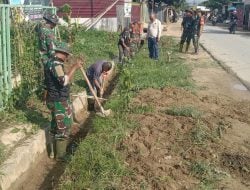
[86,60,112,97]
[179,10,195,53]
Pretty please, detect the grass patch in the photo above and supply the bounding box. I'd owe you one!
[0,143,6,165]
[10,128,21,133]
[191,161,226,190]
[59,36,194,189]
[165,105,201,119]
[130,104,154,114]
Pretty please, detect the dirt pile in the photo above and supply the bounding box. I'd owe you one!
[120,87,250,189]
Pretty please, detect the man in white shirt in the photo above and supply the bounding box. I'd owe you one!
[147,13,162,60]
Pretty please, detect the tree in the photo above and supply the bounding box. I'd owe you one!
[148,0,187,9]
[201,0,232,9]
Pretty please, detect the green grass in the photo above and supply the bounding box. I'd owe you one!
[191,161,225,190]
[165,105,202,119]
[0,143,6,165]
[130,104,154,114]
[59,36,194,189]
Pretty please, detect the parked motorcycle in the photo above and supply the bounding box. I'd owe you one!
[229,19,237,34]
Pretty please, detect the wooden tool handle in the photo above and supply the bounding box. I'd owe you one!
[80,67,105,114]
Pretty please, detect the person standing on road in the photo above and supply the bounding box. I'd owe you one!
[86,60,112,98]
[147,13,162,60]
[192,10,204,54]
[118,27,131,63]
[44,41,84,160]
[179,10,195,53]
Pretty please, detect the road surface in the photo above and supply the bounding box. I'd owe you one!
[200,25,250,89]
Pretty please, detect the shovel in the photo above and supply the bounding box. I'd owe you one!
[79,67,111,117]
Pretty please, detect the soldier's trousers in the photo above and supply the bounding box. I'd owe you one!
[192,35,200,52]
[180,30,193,44]
[47,100,73,139]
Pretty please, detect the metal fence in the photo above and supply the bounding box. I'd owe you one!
[0,4,56,109]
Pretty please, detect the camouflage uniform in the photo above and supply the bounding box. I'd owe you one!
[44,41,73,160]
[44,41,72,139]
[38,26,56,65]
[37,13,59,66]
[46,100,72,138]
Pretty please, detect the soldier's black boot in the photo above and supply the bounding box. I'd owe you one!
[185,43,190,53]
[179,43,184,53]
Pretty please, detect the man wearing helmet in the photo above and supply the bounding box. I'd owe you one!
[44,41,83,160]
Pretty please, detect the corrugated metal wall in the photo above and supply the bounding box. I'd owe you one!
[52,0,124,18]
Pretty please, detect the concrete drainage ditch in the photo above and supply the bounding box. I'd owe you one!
[0,62,116,190]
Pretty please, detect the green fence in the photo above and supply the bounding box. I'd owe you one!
[0,5,56,109]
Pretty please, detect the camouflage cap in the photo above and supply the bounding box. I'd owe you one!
[53,41,71,55]
[43,13,59,25]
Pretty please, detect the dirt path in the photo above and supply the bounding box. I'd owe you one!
[120,23,250,189]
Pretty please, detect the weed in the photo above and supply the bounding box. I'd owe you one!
[191,161,225,190]
[166,105,201,119]
[130,104,154,114]
[190,121,210,144]
[10,128,20,133]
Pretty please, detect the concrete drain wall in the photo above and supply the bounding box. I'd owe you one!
[0,62,116,190]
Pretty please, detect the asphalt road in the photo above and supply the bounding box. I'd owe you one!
[200,24,250,89]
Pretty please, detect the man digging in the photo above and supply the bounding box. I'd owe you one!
[86,60,112,98]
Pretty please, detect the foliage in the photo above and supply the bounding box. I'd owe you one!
[58,3,72,14]
[201,0,232,9]
[58,4,72,23]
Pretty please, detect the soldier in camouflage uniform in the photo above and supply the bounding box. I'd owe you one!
[37,13,59,66]
[44,41,83,160]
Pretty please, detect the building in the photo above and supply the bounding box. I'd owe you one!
[52,0,125,31]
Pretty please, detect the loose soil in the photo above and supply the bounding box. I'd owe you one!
[119,23,250,189]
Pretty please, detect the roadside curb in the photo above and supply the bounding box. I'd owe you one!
[0,62,116,190]
[200,43,250,91]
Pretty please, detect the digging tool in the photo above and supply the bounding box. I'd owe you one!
[71,94,107,101]
[79,67,111,117]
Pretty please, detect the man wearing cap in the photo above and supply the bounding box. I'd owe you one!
[118,27,131,63]
[37,13,59,66]
[179,10,195,53]
[44,41,83,160]
[147,13,162,60]
[86,60,112,98]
